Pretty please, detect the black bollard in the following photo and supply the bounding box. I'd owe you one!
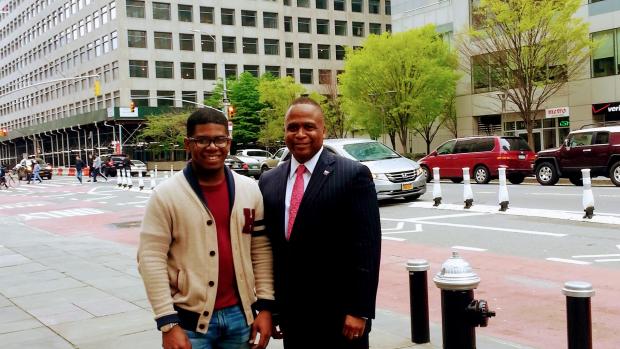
[407,259,430,344]
[563,281,594,349]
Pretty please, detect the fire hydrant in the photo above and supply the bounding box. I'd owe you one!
[433,252,496,349]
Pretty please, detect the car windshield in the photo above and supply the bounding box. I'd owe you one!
[342,142,400,162]
[500,137,531,151]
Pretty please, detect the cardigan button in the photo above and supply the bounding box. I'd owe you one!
[203,311,210,316]
[209,250,216,256]
[207,220,213,226]
[209,281,215,287]
[198,324,206,330]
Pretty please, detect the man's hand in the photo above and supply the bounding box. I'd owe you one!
[342,315,366,341]
[250,310,273,349]
[162,326,191,349]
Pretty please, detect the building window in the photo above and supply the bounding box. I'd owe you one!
[263,12,278,29]
[334,0,345,11]
[352,22,364,37]
[351,0,362,12]
[244,65,259,77]
[243,37,258,54]
[335,20,347,36]
[155,61,174,78]
[317,44,330,59]
[286,68,295,78]
[386,24,392,33]
[299,43,312,59]
[225,64,237,78]
[265,65,280,77]
[285,42,294,58]
[179,33,194,50]
[152,2,170,20]
[200,35,215,52]
[385,0,391,15]
[284,16,292,32]
[316,0,327,9]
[591,30,617,78]
[157,90,174,106]
[154,32,172,49]
[284,0,290,5]
[369,23,381,35]
[128,30,146,48]
[369,0,379,14]
[178,4,192,22]
[200,6,214,23]
[202,63,217,80]
[300,68,313,84]
[264,39,279,55]
[298,17,311,33]
[222,36,236,53]
[129,60,148,77]
[317,19,329,34]
[182,91,197,108]
[181,62,195,79]
[297,0,310,7]
[131,90,149,106]
[221,8,235,25]
[336,45,345,60]
[319,69,331,84]
[242,10,256,26]
[126,0,144,18]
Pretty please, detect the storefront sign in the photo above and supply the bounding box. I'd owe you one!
[545,107,569,118]
[559,120,570,127]
[592,102,620,115]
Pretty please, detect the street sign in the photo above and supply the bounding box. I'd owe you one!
[222,98,230,104]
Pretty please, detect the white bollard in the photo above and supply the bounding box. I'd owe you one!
[127,172,133,189]
[122,170,128,188]
[170,165,174,176]
[138,170,144,190]
[116,169,122,187]
[582,169,594,219]
[150,170,156,189]
[463,167,474,209]
[155,165,158,179]
[498,167,509,211]
[432,167,442,207]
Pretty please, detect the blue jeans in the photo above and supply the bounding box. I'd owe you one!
[184,305,250,349]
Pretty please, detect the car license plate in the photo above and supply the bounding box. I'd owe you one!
[518,154,526,160]
[402,182,414,191]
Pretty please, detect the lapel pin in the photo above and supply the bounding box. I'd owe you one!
[323,170,330,176]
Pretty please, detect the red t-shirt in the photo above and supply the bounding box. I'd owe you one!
[201,180,239,310]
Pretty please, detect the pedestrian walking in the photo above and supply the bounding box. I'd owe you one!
[0,164,8,189]
[138,108,274,349]
[92,154,107,182]
[122,155,132,178]
[258,97,382,349]
[31,160,43,184]
[75,157,85,184]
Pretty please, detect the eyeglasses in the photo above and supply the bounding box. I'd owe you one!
[188,136,230,148]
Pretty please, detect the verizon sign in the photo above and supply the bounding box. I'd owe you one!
[545,107,569,118]
[592,102,620,115]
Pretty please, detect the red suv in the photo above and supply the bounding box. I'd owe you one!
[419,136,535,184]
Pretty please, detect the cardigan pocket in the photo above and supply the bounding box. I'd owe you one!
[177,269,187,294]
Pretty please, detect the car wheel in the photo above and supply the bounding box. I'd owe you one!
[609,161,620,187]
[420,166,431,183]
[507,174,525,185]
[450,178,463,183]
[568,174,583,186]
[404,194,421,202]
[261,165,269,174]
[536,162,559,186]
[473,165,491,184]
[47,174,52,180]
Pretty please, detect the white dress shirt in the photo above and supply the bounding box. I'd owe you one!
[284,147,324,238]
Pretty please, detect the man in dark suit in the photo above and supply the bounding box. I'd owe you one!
[258,97,381,349]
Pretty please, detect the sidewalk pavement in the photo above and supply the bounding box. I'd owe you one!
[0,218,532,349]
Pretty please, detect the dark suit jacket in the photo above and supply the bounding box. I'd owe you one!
[259,150,381,334]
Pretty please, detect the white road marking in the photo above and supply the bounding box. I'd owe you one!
[19,208,105,221]
[546,258,591,265]
[572,254,620,258]
[382,236,406,242]
[382,217,565,237]
[381,225,423,234]
[381,222,404,231]
[414,212,487,221]
[0,202,45,210]
[594,258,620,263]
[452,246,487,252]
[84,195,116,201]
[529,193,581,196]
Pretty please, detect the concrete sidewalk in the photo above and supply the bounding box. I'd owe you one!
[0,217,531,349]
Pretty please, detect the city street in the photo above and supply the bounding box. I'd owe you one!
[0,176,619,348]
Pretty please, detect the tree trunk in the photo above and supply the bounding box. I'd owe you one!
[389,132,396,149]
[427,140,431,155]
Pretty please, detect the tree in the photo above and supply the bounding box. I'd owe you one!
[257,75,305,147]
[340,25,459,152]
[459,0,593,149]
[139,111,189,160]
[228,72,265,145]
[322,79,350,138]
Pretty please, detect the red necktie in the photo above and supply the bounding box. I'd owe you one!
[287,164,306,241]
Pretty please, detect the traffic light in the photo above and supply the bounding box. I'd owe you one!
[94,80,101,96]
[0,128,7,137]
[228,105,235,117]
[129,100,136,113]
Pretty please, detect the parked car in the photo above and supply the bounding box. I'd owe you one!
[225,155,248,176]
[234,155,261,179]
[418,136,535,184]
[260,147,287,174]
[129,160,148,176]
[535,125,620,186]
[280,139,426,200]
[100,154,128,177]
[14,158,53,180]
[236,149,273,162]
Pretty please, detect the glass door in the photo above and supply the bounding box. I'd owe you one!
[518,131,541,152]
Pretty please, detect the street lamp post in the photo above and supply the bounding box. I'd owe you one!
[497,92,507,134]
[191,29,230,119]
